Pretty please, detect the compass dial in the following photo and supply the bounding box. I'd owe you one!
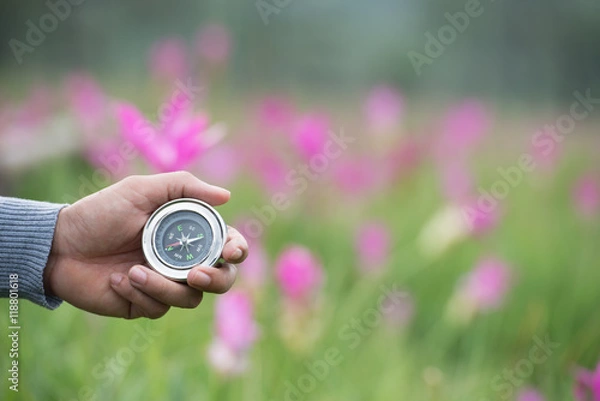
[155,211,214,269]
[142,198,227,281]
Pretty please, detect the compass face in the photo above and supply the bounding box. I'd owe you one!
[154,211,214,269]
[142,198,227,281]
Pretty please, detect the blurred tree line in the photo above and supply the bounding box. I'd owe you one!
[0,0,599,103]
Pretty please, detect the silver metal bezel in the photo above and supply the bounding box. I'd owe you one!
[142,198,227,281]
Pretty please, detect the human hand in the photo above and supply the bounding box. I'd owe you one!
[44,172,248,319]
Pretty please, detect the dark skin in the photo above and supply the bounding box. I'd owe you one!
[44,172,249,319]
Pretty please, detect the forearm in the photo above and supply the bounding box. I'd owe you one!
[0,197,66,309]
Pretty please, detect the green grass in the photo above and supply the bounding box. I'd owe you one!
[1,147,599,401]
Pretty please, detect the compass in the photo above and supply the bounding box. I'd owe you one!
[142,198,227,281]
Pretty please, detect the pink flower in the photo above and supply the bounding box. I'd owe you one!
[275,246,324,301]
[195,144,240,186]
[83,141,132,179]
[442,100,490,146]
[364,85,404,131]
[65,73,109,136]
[291,114,330,161]
[214,290,259,353]
[257,96,295,132]
[461,257,512,311]
[573,174,600,218]
[195,23,231,65]
[238,237,268,290]
[469,207,500,236]
[15,86,53,128]
[207,290,259,377]
[333,156,381,196]
[149,38,189,82]
[116,100,211,172]
[461,197,501,237]
[517,387,545,401]
[355,221,391,273]
[574,364,600,401]
[436,100,491,160]
[386,138,422,180]
[439,161,473,204]
[65,76,129,178]
[251,150,290,196]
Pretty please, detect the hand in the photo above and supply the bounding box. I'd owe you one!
[44,172,249,319]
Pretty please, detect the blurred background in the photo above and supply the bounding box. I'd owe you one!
[1,1,599,400]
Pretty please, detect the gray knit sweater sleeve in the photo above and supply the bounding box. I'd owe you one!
[0,197,66,309]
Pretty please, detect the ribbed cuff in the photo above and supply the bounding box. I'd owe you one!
[0,197,67,309]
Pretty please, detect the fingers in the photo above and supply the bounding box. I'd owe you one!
[188,263,238,294]
[222,226,249,264]
[109,273,171,319]
[187,226,245,293]
[127,265,204,309]
[111,258,239,319]
[121,171,231,211]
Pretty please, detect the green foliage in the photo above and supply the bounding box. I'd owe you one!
[1,149,598,401]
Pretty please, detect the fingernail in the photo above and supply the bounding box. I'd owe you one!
[110,273,123,286]
[192,270,211,287]
[231,248,243,260]
[129,266,147,285]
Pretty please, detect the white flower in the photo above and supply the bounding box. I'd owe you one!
[417,204,470,259]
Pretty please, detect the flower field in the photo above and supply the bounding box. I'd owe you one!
[1,21,600,401]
